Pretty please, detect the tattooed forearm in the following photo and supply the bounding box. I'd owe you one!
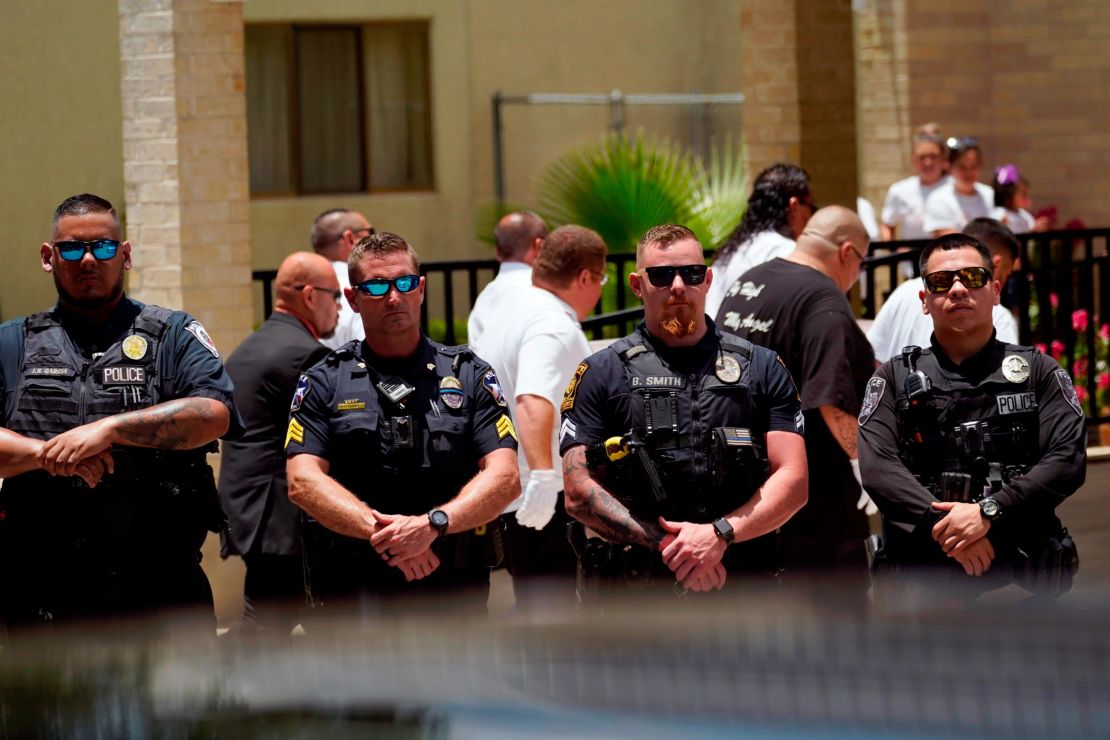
[820,405,858,459]
[562,445,664,549]
[112,398,228,450]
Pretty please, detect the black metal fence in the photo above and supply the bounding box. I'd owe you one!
[252,229,1110,426]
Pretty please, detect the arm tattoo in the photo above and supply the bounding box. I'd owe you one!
[562,446,664,549]
[822,406,859,458]
[113,398,218,450]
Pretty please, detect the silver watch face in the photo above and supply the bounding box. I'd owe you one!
[430,510,448,529]
[980,499,1000,518]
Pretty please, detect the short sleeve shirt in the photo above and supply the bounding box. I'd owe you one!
[705,230,796,319]
[880,175,950,240]
[923,181,995,234]
[466,263,533,347]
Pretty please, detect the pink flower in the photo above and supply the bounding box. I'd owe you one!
[1101,324,1110,342]
[1098,372,1110,390]
[1050,340,1066,359]
[1075,356,1089,378]
[1073,309,1089,332]
[1050,293,1060,310]
[1075,385,1089,404]
[1035,343,1048,354]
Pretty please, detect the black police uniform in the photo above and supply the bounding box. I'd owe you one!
[0,298,241,626]
[857,335,1086,597]
[558,320,804,593]
[285,336,518,612]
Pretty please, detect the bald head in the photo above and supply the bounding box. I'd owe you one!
[789,206,870,292]
[494,211,548,263]
[274,252,341,337]
[311,208,372,262]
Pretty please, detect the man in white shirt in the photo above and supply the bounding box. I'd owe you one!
[469,225,606,610]
[706,163,816,318]
[467,211,548,346]
[310,208,374,350]
[881,129,950,242]
[869,218,1020,362]
[923,137,994,236]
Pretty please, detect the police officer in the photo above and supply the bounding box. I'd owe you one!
[0,193,240,630]
[285,232,520,614]
[560,224,808,597]
[858,233,1086,601]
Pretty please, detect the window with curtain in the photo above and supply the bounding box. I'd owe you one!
[245,23,433,196]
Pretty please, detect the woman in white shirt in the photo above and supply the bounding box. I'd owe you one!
[880,127,950,242]
[706,162,816,318]
[923,137,995,236]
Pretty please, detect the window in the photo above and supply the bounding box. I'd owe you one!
[245,23,433,195]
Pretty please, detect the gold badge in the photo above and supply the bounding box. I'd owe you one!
[715,354,741,383]
[561,362,589,412]
[439,376,464,409]
[1002,354,1030,383]
[122,334,148,360]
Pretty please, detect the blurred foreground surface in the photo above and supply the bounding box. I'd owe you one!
[1,584,1108,739]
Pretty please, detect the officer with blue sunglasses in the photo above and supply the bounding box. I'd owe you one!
[286,231,520,615]
[0,193,242,633]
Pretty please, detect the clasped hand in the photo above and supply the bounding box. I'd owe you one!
[369,511,441,582]
[931,501,993,576]
[658,517,727,592]
[38,419,117,488]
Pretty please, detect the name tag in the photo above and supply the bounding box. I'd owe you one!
[631,375,685,388]
[996,392,1036,415]
[28,367,75,379]
[100,366,147,386]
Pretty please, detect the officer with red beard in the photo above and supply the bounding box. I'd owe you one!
[559,225,808,599]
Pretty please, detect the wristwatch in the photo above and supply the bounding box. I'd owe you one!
[428,509,449,538]
[712,517,735,545]
[978,497,1002,521]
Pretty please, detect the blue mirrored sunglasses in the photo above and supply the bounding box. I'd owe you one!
[54,239,120,262]
[354,274,420,297]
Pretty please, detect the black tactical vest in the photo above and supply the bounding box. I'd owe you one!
[607,330,768,522]
[893,345,1039,503]
[323,341,481,516]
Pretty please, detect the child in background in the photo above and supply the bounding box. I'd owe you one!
[992,164,1050,233]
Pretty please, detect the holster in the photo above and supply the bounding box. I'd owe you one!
[1012,528,1079,597]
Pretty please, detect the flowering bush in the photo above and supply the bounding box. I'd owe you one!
[1069,307,1110,415]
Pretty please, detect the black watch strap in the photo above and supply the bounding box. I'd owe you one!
[428,509,449,537]
[712,517,735,545]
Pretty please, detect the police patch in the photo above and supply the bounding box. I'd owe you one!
[1054,369,1084,417]
[997,392,1036,416]
[28,367,74,378]
[290,374,310,412]
[100,366,147,386]
[185,321,218,358]
[482,370,508,407]
[561,362,589,412]
[858,377,886,426]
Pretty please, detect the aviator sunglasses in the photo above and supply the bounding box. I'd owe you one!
[354,274,420,297]
[53,239,120,262]
[922,266,992,293]
[642,264,708,287]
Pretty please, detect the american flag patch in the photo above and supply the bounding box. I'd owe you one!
[720,427,753,446]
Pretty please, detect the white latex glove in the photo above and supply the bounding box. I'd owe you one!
[515,469,559,530]
[851,458,879,516]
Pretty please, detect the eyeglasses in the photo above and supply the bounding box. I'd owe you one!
[354,274,420,297]
[589,269,609,286]
[642,264,708,288]
[922,266,992,293]
[346,226,375,240]
[53,239,120,262]
[296,285,343,302]
[849,245,867,263]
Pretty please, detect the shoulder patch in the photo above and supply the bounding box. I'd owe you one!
[482,369,508,407]
[858,377,886,426]
[290,374,310,412]
[184,320,219,358]
[1054,369,1084,417]
[495,414,518,441]
[285,417,305,449]
[560,417,577,444]
[561,361,589,412]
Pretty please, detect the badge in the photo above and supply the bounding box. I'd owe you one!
[1002,354,1030,383]
[439,376,464,409]
[122,334,148,360]
[290,374,310,412]
[561,362,589,412]
[496,414,518,441]
[482,369,508,407]
[858,377,886,426]
[1054,369,1084,417]
[184,321,218,358]
[715,354,741,383]
[560,417,577,443]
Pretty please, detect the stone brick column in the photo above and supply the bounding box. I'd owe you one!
[118,0,252,357]
[740,0,802,173]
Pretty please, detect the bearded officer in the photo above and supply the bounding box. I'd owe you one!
[560,224,808,598]
[286,232,520,615]
[858,233,1085,602]
[0,193,240,630]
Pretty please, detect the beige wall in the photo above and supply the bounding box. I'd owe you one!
[0,1,125,321]
[856,0,1110,228]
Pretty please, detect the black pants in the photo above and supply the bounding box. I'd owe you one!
[779,531,871,611]
[499,495,578,612]
[241,552,305,635]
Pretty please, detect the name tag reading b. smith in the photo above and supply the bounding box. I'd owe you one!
[101,366,147,386]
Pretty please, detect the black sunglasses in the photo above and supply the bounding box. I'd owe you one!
[354,274,420,297]
[53,239,120,262]
[643,264,708,288]
[296,284,342,302]
[922,266,992,293]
